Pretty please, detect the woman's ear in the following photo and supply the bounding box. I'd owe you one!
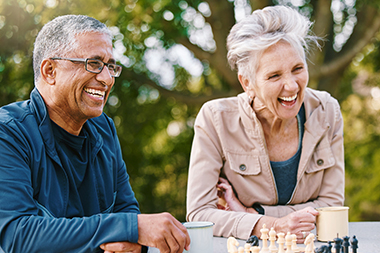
[40,59,56,85]
[238,74,254,97]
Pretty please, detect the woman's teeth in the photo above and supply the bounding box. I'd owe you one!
[278,94,297,101]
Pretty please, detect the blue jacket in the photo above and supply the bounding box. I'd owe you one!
[0,88,141,253]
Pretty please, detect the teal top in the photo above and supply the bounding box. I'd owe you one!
[270,104,305,205]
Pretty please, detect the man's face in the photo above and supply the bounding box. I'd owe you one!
[52,32,115,124]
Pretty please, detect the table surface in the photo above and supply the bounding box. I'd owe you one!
[148,222,380,252]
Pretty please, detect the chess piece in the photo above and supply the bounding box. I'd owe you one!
[315,245,329,253]
[238,246,244,253]
[350,235,358,253]
[291,234,300,252]
[285,232,294,253]
[250,246,260,253]
[268,227,278,252]
[244,243,251,253]
[260,224,270,253]
[342,236,350,253]
[327,241,332,253]
[227,237,239,253]
[247,235,259,246]
[333,237,343,253]
[304,233,315,253]
[277,232,286,253]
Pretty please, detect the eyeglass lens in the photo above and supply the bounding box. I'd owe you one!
[86,59,121,77]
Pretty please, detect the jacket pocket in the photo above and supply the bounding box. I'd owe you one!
[306,144,335,174]
[102,191,117,214]
[226,151,261,176]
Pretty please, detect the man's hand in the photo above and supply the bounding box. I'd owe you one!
[137,212,190,253]
[100,241,141,253]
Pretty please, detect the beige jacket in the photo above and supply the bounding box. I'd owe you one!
[186,88,344,240]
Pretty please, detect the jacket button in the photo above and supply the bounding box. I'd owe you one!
[317,159,324,166]
[239,164,246,171]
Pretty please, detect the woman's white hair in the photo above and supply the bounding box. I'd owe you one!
[226,5,320,84]
[33,15,112,83]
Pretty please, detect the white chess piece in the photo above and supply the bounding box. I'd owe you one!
[277,232,286,253]
[227,237,239,253]
[244,243,251,253]
[250,246,260,253]
[238,246,244,253]
[285,232,294,253]
[259,224,270,253]
[304,233,315,253]
[291,234,300,252]
[268,227,278,252]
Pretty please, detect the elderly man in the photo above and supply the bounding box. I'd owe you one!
[0,15,189,253]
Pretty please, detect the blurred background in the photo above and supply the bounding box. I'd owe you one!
[1,0,380,222]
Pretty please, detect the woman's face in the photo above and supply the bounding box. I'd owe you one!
[241,41,308,120]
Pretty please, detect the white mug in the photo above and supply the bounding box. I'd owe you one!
[183,221,214,253]
[316,206,349,242]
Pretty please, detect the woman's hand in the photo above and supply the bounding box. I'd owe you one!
[253,206,318,244]
[273,206,318,243]
[217,177,257,214]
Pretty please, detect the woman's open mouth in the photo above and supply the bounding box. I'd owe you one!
[278,94,297,107]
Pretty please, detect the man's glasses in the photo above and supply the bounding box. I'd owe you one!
[50,57,122,77]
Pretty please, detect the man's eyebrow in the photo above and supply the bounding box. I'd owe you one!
[91,55,116,64]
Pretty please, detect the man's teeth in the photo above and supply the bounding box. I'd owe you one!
[84,88,105,98]
[279,94,297,101]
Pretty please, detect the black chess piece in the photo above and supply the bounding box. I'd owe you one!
[333,237,343,253]
[327,241,332,253]
[350,235,358,253]
[315,245,328,253]
[246,235,259,246]
[342,236,350,253]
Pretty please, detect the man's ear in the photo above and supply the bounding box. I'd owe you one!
[40,59,56,85]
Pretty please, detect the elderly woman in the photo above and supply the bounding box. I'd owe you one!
[186,5,344,243]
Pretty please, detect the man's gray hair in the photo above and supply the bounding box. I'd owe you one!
[33,14,112,83]
[227,5,320,84]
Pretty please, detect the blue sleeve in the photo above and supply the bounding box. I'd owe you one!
[0,120,140,253]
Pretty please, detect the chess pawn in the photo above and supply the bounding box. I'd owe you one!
[350,235,358,253]
[260,224,270,253]
[250,246,260,253]
[277,232,286,253]
[244,243,251,253]
[291,234,300,253]
[238,246,245,253]
[268,227,278,252]
[304,233,315,253]
[285,232,294,253]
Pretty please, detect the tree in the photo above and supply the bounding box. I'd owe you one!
[113,0,380,102]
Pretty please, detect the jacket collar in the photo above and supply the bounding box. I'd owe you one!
[29,88,103,163]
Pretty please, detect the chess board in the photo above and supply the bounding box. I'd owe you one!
[226,224,358,253]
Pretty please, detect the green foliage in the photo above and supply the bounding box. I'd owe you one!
[342,94,380,221]
[104,80,200,219]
